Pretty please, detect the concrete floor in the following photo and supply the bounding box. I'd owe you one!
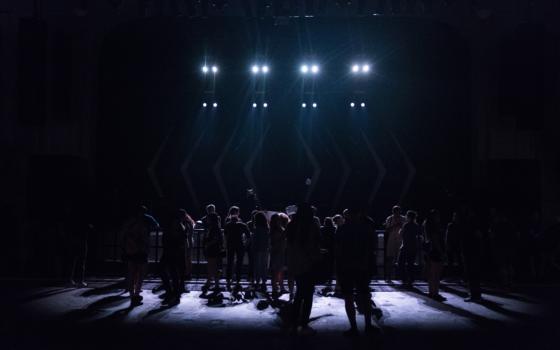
[1,279,558,350]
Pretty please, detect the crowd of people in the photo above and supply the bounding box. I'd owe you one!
[115,201,560,336]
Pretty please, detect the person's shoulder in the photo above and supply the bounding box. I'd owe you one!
[144,214,158,224]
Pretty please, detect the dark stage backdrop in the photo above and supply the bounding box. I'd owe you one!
[97,17,470,222]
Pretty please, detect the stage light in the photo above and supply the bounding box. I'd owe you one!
[300,64,309,74]
[263,102,268,108]
[302,103,307,108]
[252,103,257,108]
[261,65,269,73]
[362,64,370,73]
[202,102,207,107]
[352,64,360,73]
[213,102,218,108]
[361,102,366,108]
[312,102,317,108]
[350,102,355,108]
[212,65,218,73]
[252,65,259,74]
[202,65,209,74]
[311,64,319,74]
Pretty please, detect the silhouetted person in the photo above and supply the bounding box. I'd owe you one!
[251,211,270,291]
[522,210,542,281]
[245,210,258,283]
[121,205,159,306]
[423,209,445,301]
[224,206,249,289]
[270,213,289,295]
[62,204,92,287]
[384,205,406,280]
[203,213,223,291]
[539,215,560,280]
[183,211,196,284]
[445,212,463,275]
[333,214,345,228]
[398,210,421,287]
[335,206,377,336]
[159,209,191,304]
[489,211,517,289]
[320,217,336,288]
[286,203,322,335]
[200,204,218,228]
[461,208,483,302]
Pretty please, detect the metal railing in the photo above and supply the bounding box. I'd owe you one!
[101,228,388,277]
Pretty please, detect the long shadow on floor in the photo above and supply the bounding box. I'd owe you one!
[80,281,127,297]
[439,285,536,321]
[402,287,503,329]
[20,287,76,303]
[60,295,130,322]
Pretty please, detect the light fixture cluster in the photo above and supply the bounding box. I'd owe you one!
[350,102,367,108]
[201,65,219,74]
[301,102,318,108]
[201,62,373,76]
[252,102,269,109]
[300,64,320,75]
[202,102,219,108]
[251,64,270,74]
[351,63,371,74]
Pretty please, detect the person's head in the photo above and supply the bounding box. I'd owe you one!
[270,213,281,230]
[311,205,318,217]
[137,205,148,217]
[333,214,345,227]
[278,212,290,229]
[406,210,417,223]
[250,209,259,220]
[254,211,268,228]
[323,217,334,228]
[426,209,440,224]
[228,206,240,217]
[177,208,188,221]
[206,204,216,215]
[392,205,401,215]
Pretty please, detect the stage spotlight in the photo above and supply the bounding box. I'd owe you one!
[352,64,360,73]
[312,102,317,108]
[362,64,370,73]
[252,65,259,74]
[252,103,257,108]
[202,65,209,74]
[263,102,268,108]
[202,102,207,107]
[213,102,218,108]
[361,102,366,108]
[350,102,355,108]
[261,65,269,73]
[302,103,307,108]
[311,64,319,74]
[212,65,218,73]
[300,64,309,74]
